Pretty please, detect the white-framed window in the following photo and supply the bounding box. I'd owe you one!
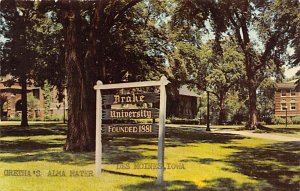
[281,90,287,96]
[291,103,296,110]
[291,90,296,96]
[281,103,287,111]
[290,99,296,110]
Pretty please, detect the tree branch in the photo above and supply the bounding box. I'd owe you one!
[112,0,142,24]
[228,13,245,52]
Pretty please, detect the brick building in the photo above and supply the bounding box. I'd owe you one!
[0,75,67,120]
[275,79,300,119]
[167,85,200,119]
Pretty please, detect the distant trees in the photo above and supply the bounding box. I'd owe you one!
[174,0,300,129]
[169,38,245,124]
[0,0,65,126]
[1,1,38,126]
[27,93,39,116]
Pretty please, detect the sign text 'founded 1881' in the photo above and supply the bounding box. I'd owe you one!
[102,124,158,135]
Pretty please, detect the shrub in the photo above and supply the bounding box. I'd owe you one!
[7,116,21,121]
[271,116,292,125]
[167,117,199,125]
[134,119,155,123]
[30,117,43,121]
[44,115,62,121]
[291,117,300,124]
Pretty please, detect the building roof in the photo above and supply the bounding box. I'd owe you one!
[276,79,299,90]
[179,85,200,97]
[0,82,39,92]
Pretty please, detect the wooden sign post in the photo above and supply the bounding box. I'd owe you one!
[93,76,169,185]
[95,80,103,176]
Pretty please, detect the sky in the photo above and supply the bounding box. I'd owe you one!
[1,19,298,80]
[285,66,300,79]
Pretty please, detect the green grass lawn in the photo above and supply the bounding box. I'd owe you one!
[0,122,299,190]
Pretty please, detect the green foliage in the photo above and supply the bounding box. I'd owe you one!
[0,1,65,102]
[173,0,299,128]
[44,114,62,122]
[291,117,300,124]
[43,81,52,116]
[27,93,39,111]
[168,37,245,124]
[272,116,292,125]
[7,115,21,121]
[1,1,36,79]
[225,91,248,125]
[30,117,43,121]
[257,78,277,124]
[134,119,154,124]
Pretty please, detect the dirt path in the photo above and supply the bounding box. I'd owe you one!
[212,129,300,142]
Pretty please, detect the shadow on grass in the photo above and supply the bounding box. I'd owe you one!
[0,137,95,165]
[166,127,245,147]
[0,125,246,167]
[0,139,64,153]
[225,141,300,190]
[180,157,221,164]
[102,127,245,164]
[121,180,199,191]
[0,124,67,137]
[0,136,155,165]
[0,151,94,165]
[121,178,272,191]
[103,137,157,164]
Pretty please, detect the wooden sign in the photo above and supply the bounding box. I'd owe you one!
[102,93,159,105]
[102,124,158,135]
[94,76,170,185]
[102,109,159,119]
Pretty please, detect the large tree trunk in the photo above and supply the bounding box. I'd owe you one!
[20,75,28,127]
[246,75,258,130]
[0,103,2,122]
[63,0,140,151]
[64,5,94,151]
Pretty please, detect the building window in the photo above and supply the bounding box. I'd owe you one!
[281,103,287,111]
[291,90,296,96]
[281,90,287,96]
[290,100,296,110]
[291,103,296,110]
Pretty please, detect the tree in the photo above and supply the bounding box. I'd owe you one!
[1,1,37,126]
[36,0,170,151]
[206,40,245,124]
[27,92,40,118]
[1,0,65,126]
[257,78,276,124]
[42,80,52,117]
[174,0,300,129]
[168,38,245,124]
